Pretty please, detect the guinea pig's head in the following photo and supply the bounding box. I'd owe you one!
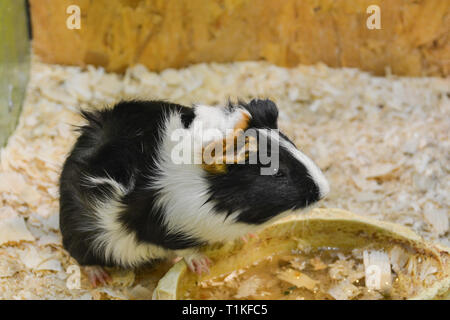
[202,99,330,225]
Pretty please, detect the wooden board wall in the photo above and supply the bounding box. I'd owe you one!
[30,0,449,76]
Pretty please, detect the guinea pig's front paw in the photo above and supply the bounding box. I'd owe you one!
[183,253,212,275]
[83,265,112,288]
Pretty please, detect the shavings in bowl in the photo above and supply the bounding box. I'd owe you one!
[184,244,448,300]
[309,256,328,271]
[277,269,319,291]
[328,280,361,300]
[234,275,262,299]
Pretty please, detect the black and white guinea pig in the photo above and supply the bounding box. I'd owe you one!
[59,99,329,285]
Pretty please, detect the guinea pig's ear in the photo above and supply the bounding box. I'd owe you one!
[202,110,257,174]
[242,99,279,129]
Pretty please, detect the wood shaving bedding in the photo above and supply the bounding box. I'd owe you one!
[0,55,448,299]
[185,244,446,300]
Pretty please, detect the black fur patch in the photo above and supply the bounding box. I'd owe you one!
[59,100,203,267]
[180,107,196,128]
[241,99,279,129]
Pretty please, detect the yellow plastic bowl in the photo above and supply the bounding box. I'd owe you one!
[153,208,450,300]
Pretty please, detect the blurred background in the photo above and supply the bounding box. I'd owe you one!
[2,0,449,145]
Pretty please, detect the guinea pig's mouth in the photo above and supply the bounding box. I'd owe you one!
[270,203,320,223]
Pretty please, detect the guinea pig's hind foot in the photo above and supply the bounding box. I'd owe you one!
[83,266,112,288]
[241,232,258,243]
[183,253,212,275]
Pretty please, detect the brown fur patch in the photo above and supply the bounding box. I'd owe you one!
[202,110,254,174]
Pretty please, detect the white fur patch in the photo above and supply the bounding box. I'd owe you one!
[276,133,330,198]
[192,104,251,145]
[81,175,169,267]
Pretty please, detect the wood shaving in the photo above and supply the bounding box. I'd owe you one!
[0,256,21,278]
[290,258,307,271]
[0,215,34,245]
[35,259,63,272]
[389,246,409,273]
[309,257,328,271]
[328,280,361,300]
[234,276,261,299]
[423,205,449,236]
[328,259,355,280]
[277,269,319,291]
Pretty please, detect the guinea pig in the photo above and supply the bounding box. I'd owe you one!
[59,99,329,286]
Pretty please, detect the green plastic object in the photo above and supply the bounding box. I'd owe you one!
[0,0,30,147]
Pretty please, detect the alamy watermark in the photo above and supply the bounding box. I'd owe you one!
[66,264,81,290]
[170,123,279,176]
[66,4,382,31]
[66,5,81,30]
[366,5,381,30]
